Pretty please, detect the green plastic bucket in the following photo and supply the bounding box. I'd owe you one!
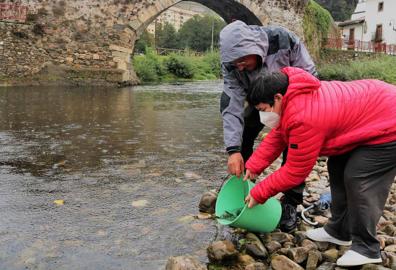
[215,175,282,233]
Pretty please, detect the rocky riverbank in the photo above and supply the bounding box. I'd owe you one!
[166,156,396,270]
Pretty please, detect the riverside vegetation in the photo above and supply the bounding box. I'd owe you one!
[133,48,221,84]
[133,48,396,85]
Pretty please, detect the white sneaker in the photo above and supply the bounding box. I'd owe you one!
[337,250,382,266]
[306,228,352,246]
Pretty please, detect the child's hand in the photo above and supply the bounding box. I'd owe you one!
[245,193,258,208]
[243,169,257,181]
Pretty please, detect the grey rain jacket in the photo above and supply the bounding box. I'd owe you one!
[219,20,317,153]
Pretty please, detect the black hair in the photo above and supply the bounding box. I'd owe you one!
[247,72,289,106]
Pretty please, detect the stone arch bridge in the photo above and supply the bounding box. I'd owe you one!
[0,0,308,86]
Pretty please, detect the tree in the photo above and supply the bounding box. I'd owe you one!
[134,30,155,53]
[156,22,180,49]
[316,0,358,21]
[178,15,226,52]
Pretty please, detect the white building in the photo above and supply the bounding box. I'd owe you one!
[339,0,396,46]
[146,6,199,34]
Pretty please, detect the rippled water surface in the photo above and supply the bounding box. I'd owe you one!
[0,81,227,269]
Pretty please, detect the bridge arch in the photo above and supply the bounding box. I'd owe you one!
[131,0,265,37]
[0,0,308,86]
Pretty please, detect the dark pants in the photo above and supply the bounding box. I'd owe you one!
[241,108,304,206]
[324,141,396,258]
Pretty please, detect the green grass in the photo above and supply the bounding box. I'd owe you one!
[318,55,396,84]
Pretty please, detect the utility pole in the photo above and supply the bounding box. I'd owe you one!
[211,18,214,52]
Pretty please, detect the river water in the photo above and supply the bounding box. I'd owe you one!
[0,81,227,269]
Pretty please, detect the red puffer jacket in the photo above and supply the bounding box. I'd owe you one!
[246,67,396,204]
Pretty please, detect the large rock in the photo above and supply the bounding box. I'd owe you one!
[207,240,239,263]
[265,240,282,253]
[198,190,217,214]
[245,233,268,258]
[286,247,308,264]
[300,239,318,250]
[165,255,206,270]
[384,244,396,252]
[265,232,294,244]
[237,254,256,266]
[322,248,339,263]
[271,255,304,270]
[306,250,322,270]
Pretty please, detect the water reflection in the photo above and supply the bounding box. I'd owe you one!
[0,81,226,269]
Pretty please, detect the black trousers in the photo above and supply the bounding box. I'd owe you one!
[324,141,396,258]
[241,108,304,206]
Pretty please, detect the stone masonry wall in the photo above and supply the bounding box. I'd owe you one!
[1,0,308,86]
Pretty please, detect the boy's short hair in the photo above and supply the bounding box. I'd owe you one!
[247,71,289,106]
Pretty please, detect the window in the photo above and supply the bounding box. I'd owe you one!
[375,24,383,42]
[378,2,384,12]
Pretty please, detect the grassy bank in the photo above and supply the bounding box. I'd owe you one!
[318,54,396,84]
[133,48,221,84]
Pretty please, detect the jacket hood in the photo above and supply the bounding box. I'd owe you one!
[281,67,321,107]
[220,20,268,64]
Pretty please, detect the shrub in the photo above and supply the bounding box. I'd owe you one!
[202,51,221,77]
[303,0,333,60]
[318,55,396,84]
[133,48,164,82]
[164,54,194,79]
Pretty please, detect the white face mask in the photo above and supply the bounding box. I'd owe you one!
[259,109,280,129]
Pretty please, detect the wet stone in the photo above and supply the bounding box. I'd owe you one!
[382,225,396,236]
[198,191,217,214]
[207,240,239,263]
[267,232,294,244]
[337,245,349,257]
[245,262,268,270]
[300,239,318,250]
[237,254,256,266]
[197,212,213,220]
[322,248,339,263]
[314,216,329,226]
[378,235,387,250]
[306,249,322,270]
[316,261,336,270]
[384,244,396,252]
[315,241,329,251]
[244,233,269,259]
[283,241,294,248]
[387,252,396,269]
[265,240,282,253]
[276,248,290,256]
[286,247,308,264]
[165,255,206,270]
[293,231,307,245]
[270,254,304,270]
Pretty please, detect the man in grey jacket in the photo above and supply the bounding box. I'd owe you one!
[219,20,317,231]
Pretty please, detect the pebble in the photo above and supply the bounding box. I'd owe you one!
[322,248,339,263]
[271,255,304,270]
[265,240,282,253]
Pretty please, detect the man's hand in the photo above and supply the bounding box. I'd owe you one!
[245,193,258,208]
[227,152,244,177]
[243,169,257,181]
